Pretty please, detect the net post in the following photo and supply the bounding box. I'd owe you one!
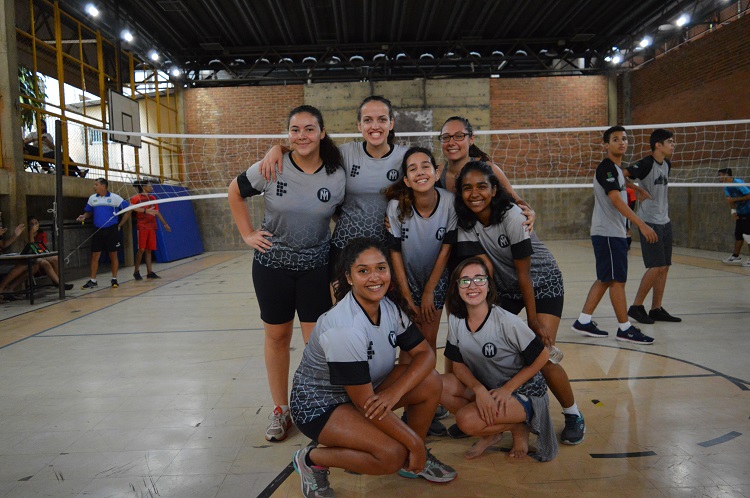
[54,119,66,299]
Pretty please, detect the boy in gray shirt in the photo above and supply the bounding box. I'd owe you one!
[572,126,658,344]
[625,129,681,324]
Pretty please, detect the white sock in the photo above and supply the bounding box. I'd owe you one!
[578,313,592,324]
[90,278,97,283]
[618,321,632,332]
[279,405,289,413]
[562,403,580,416]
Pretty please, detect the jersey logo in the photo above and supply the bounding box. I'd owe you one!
[276,181,288,196]
[367,340,375,359]
[498,234,510,248]
[107,198,112,204]
[386,169,399,182]
[436,227,446,241]
[400,226,409,241]
[388,331,397,347]
[482,342,497,358]
[351,164,361,177]
[317,188,331,202]
[654,175,668,185]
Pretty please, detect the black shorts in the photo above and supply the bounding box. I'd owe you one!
[498,294,564,318]
[91,225,121,253]
[640,222,672,268]
[591,236,628,283]
[735,216,750,241]
[252,260,332,324]
[295,404,340,442]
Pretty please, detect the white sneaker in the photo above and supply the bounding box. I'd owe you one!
[723,255,742,265]
[265,406,292,442]
[743,258,750,268]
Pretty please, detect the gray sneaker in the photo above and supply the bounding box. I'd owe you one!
[398,448,457,483]
[561,412,586,445]
[293,446,335,497]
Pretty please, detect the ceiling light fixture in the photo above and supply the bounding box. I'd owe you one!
[639,36,652,48]
[121,30,134,43]
[676,14,690,27]
[149,51,159,61]
[84,3,99,17]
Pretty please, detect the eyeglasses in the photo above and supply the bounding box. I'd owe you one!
[438,132,470,143]
[457,275,489,288]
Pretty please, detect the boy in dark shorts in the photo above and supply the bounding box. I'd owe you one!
[626,129,681,324]
[572,126,658,344]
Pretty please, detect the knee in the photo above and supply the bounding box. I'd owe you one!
[376,443,408,474]
[420,369,443,401]
[456,408,482,436]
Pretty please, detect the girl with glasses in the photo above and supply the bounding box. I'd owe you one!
[438,116,535,231]
[453,161,586,446]
[440,257,557,461]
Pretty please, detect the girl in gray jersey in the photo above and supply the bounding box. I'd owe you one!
[384,147,457,351]
[454,161,587,446]
[440,257,556,461]
[259,96,407,281]
[229,105,345,443]
[289,239,456,496]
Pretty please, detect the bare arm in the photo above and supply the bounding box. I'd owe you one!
[452,360,497,425]
[390,249,419,319]
[155,212,171,232]
[259,145,290,182]
[228,178,273,252]
[420,244,452,324]
[607,190,657,243]
[76,212,91,223]
[117,211,132,230]
[489,162,535,232]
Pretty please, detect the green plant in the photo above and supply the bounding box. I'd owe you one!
[18,66,47,131]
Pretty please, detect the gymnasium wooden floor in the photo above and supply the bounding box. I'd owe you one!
[0,241,748,497]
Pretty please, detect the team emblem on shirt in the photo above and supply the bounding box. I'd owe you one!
[367,340,375,359]
[388,331,397,347]
[482,342,497,358]
[386,169,399,181]
[317,188,331,202]
[276,182,288,196]
[436,227,446,241]
[498,234,510,248]
[654,175,668,185]
[351,164,361,177]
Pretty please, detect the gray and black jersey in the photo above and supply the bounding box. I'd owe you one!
[237,153,345,271]
[455,205,563,300]
[627,156,671,225]
[591,158,628,238]
[290,292,424,425]
[444,305,547,397]
[386,188,458,306]
[330,142,408,248]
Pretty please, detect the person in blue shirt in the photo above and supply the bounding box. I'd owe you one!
[76,178,129,288]
[718,168,750,266]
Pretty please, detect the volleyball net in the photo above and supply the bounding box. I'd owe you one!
[79,118,750,214]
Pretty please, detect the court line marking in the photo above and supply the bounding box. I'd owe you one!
[698,431,743,447]
[590,451,658,458]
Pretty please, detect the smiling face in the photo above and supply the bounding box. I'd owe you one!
[346,247,391,309]
[440,119,474,163]
[457,263,489,307]
[460,169,496,225]
[403,151,437,193]
[288,112,324,159]
[358,100,393,149]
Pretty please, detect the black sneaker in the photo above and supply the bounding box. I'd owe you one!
[616,325,654,344]
[571,320,608,337]
[133,271,143,281]
[561,412,586,445]
[64,283,74,291]
[111,278,119,288]
[628,304,655,324]
[435,405,450,420]
[447,423,469,439]
[428,416,447,436]
[81,280,97,289]
[648,307,681,322]
[146,272,161,279]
